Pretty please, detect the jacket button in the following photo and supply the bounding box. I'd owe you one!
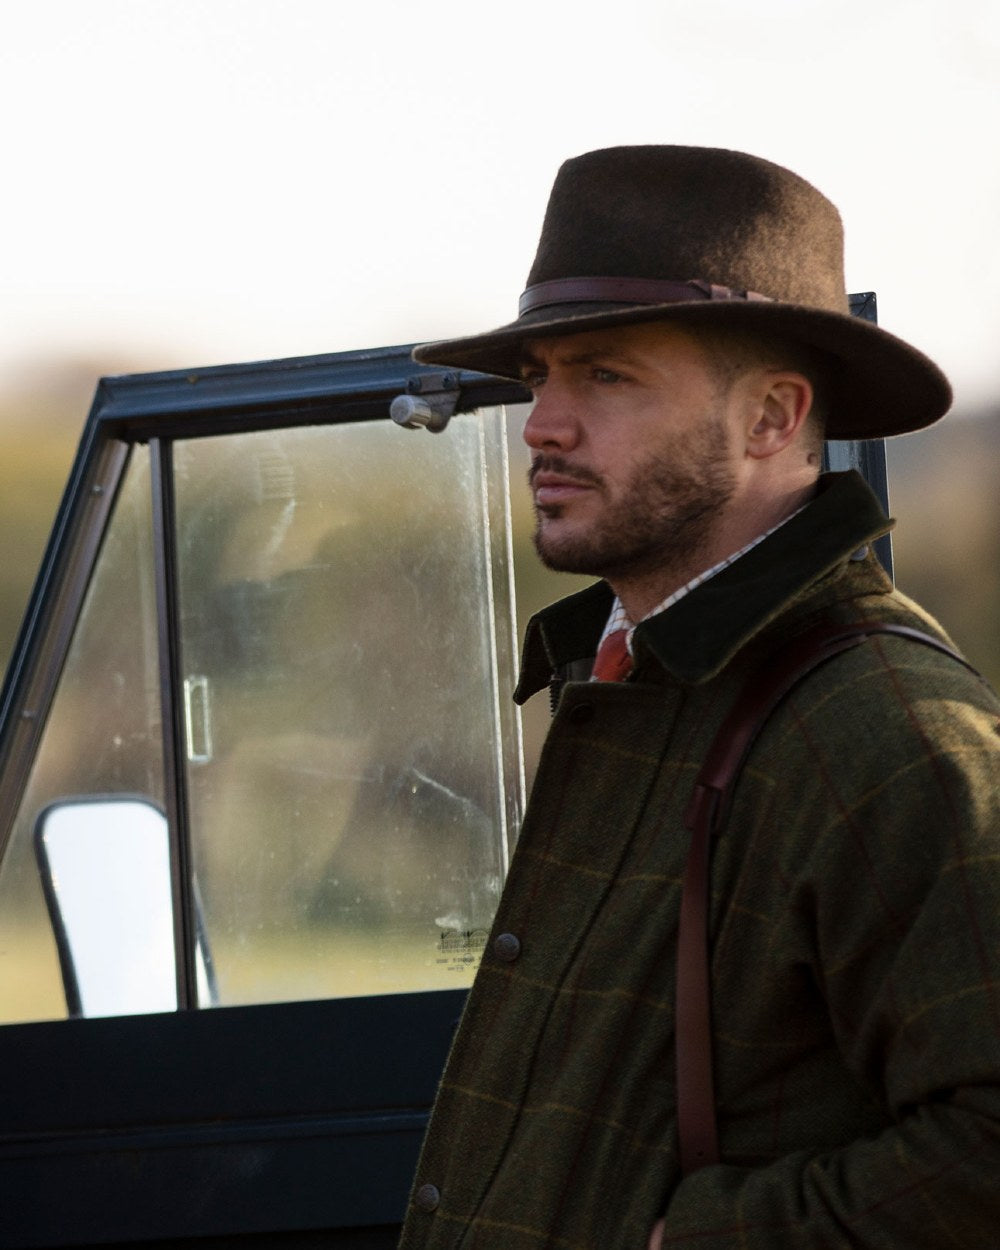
[414,1183,440,1212]
[568,701,594,724]
[493,932,522,962]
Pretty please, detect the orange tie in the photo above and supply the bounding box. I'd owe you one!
[591,628,633,682]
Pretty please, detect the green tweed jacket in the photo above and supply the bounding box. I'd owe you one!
[399,471,1000,1249]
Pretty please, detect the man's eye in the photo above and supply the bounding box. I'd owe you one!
[520,371,546,389]
[593,368,624,383]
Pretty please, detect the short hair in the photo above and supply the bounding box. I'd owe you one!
[693,326,837,451]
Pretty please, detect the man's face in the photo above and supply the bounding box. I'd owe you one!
[520,323,741,586]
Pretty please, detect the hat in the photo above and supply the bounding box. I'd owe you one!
[413,145,951,439]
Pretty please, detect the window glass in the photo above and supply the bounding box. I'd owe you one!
[0,446,163,1024]
[174,410,521,1004]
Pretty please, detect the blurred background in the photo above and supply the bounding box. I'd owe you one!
[2,0,999,687]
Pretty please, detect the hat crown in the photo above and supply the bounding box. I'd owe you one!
[412,144,952,438]
[526,145,848,314]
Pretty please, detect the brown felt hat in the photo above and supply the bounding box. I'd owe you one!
[413,145,951,439]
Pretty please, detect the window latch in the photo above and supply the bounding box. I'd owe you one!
[390,371,461,434]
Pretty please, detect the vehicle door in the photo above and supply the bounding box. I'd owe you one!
[0,346,527,1248]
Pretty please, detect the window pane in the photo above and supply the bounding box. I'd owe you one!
[175,410,522,1005]
[0,446,164,1024]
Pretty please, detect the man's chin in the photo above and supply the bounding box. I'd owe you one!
[533,524,680,583]
[533,526,605,577]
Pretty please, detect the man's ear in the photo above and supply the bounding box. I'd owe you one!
[744,372,814,460]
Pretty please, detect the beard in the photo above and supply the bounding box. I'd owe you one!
[529,413,737,584]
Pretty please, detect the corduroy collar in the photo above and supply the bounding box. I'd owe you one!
[514,471,894,702]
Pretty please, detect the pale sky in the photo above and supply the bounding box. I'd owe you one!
[2,0,998,413]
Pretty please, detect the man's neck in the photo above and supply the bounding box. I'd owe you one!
[611,479,818,623]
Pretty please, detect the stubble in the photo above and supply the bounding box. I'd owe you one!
[530,412,737,585]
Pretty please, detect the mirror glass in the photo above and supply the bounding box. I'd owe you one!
[38,798,184,1016]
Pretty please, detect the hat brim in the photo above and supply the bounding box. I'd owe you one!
[413,299,951,440]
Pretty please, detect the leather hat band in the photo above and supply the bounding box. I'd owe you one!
[518,277,772,317]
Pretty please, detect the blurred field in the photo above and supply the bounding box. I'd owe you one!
[887,413,1000,689]
[0,921,65,1023]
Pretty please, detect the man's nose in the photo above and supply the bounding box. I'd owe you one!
[522,385,580,452]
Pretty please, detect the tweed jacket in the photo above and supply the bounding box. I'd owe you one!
[399,471,1000,1249]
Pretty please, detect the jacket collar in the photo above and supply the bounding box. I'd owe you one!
[515,471,893,702]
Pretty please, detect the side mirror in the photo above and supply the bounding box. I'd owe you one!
[34,796,216,1017]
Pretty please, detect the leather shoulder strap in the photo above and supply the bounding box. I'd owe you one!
[675,621,975,1176]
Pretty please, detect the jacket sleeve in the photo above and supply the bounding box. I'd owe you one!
[659,648,1000,1247]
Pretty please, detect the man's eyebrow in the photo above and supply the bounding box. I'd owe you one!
[518,346,642,373]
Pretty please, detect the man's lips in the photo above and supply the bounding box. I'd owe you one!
[529,460,602,507]
[531,471,596,506]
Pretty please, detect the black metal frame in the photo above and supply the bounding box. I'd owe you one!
[149,438,200,1009]
[0,439,131,863]
[831,292,892,574]
[0,345,529,1248]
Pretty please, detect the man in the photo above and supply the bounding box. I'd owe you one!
[398,147,1000,1247]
